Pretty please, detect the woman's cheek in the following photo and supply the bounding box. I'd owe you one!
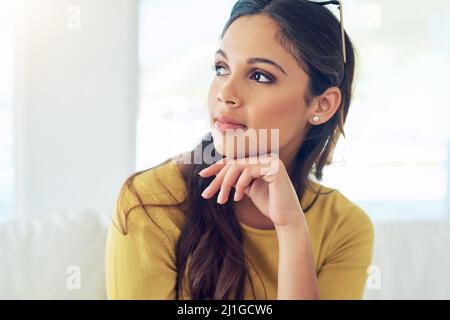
[261,103,300,144]
[254,103,286,129]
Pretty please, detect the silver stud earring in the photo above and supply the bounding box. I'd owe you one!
[312,115,320,122]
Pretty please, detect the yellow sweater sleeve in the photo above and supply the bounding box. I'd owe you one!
[317,204,375,300]
[105,184,178,300]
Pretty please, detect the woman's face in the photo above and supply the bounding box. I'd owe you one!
[207,14,313,162]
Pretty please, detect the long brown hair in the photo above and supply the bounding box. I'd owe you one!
[118,0,356,300]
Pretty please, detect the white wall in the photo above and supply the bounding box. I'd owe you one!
[14,0,138,217]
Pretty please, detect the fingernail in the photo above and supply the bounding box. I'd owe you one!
[201,186,210,198]
[233,191,239,202]
[217,189,223,203]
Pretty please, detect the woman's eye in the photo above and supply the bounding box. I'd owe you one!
[212,64,274,84]
[249,71,273,84]
[213,64,229,76]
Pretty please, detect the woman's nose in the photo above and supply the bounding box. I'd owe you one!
[216,79,242,107]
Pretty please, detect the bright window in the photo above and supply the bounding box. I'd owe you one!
[321,0,450,222]
[0,0,15,221]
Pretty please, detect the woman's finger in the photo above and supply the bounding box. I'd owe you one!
[201,163,231,199]
[233,167,254,202]
[217,165,244,204]
[198,158,228,177]
[198,155,261,178]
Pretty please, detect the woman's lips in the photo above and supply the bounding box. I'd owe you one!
[214,120,247,133]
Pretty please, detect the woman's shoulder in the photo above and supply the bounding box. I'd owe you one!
[111,155,189,235]
[304,180,374,267]
[304,179,373,232]
[135,157,187,203]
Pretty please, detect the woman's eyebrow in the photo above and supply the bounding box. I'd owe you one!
[215,49,288,76]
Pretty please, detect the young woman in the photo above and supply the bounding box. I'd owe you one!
[105,0,374,300]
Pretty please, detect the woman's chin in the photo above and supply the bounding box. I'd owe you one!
[213,143,268,161]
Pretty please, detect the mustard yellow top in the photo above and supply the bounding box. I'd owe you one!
[105,158,374,300]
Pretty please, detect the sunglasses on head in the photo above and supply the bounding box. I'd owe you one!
[310,0,346,64]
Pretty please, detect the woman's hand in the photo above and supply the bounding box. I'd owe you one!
[198,153,304,228]
[199,153,319,299]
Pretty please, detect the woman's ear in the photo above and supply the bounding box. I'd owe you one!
[307,87,342,125]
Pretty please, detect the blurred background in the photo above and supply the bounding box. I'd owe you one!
[0,0,449,299]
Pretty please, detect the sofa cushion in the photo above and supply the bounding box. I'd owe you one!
[0,209,108,299]
[364,219,450,299]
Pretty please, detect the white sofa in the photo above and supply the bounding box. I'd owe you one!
[1,209,449,299]
[364,218,450,299]
[0,209,108,299]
